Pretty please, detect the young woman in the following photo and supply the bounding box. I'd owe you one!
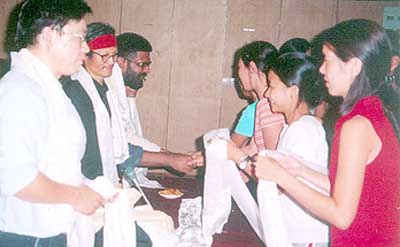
[255,19,400,246]
[235,41,285,154]
[228,52,329,246]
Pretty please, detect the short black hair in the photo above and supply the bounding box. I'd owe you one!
[86,22,115,44]
[14,0,92,50]
[117,32,152,58]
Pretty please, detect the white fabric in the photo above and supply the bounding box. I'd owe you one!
[133,205,178,247]
[108,65,162,188]
[257,179,291,247]
[277,116,329,243]
[71,67,129,184]
[88,176,136,247]
[202,120,329,245]
[202,132,264,241]
[109,65,160,152]
[0,49,87,237]
[202,139,289,246]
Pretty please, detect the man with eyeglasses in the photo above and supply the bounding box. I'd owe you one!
[0,0,106,246]
[114,33,203,179]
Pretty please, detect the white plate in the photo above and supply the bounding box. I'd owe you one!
[158,190,183,199]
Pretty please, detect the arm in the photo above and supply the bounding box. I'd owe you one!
[279,155,331,193]
[231,132,250,147]
[261,123,283,150]
[255,116,379,229]
[16,173,104,215]
[141,151,195,174]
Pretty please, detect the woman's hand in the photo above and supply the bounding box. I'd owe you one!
[254,155,286,182]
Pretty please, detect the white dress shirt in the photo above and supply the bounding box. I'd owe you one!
[0,49,86,237]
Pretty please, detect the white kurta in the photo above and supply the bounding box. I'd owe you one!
[109,65,160,152]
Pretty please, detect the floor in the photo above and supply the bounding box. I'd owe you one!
[142,174,264,247]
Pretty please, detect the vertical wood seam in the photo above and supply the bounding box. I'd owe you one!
[218,0,229,130]
[118,0,123,33]
[165,0,176,150]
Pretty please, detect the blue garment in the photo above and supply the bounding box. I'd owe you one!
[116,144,144,185]
[0,231,67,247]
[234,101,258,137]
[0,224,152,247]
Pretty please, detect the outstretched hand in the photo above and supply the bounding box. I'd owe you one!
[168,152,197,174]
[187,151,204,167]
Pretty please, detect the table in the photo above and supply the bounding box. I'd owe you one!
[142,174,264,247]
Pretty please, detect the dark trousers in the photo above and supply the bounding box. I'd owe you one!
[0,224,151,247]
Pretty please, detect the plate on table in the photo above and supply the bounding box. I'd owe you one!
[158,188,184,199]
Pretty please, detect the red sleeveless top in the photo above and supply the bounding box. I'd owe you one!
[329,96,400,246]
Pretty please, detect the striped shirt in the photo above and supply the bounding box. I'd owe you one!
[253,98,285,151]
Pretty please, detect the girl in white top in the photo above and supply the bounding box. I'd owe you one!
[264,52,329,245]
[228,52,329,246]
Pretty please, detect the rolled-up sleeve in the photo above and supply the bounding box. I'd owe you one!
[0,80,48,196]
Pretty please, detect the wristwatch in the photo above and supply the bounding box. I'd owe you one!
[238,155,251,170]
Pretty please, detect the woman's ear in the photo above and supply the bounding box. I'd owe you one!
[249,61,258,74]
[289,85,300,101]
[349,57,363,77]
[390,55,400,74]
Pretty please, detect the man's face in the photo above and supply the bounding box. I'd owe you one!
[84,46,118,81]
[50,19,88,77]
[122,51,151,90]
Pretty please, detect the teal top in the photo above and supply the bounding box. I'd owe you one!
[234,100,258,137]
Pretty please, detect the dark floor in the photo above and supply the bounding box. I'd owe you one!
[143,174,264,247]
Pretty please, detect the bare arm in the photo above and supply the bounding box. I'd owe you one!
[15,172,105,215]
[231,132,250,148]
[262,124,283,150]
[255,116,379,229]
[140,151,195,173]
[279,155,331,193]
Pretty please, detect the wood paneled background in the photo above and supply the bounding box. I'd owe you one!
[1,0,399,152]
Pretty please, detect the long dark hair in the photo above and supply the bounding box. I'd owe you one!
[317,19,400,141]
[269,52,324,109]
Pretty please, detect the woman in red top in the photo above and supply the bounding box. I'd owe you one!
[254,19,400,246]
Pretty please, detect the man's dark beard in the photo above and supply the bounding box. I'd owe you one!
[123,67,146,90]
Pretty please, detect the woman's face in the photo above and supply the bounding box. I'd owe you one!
[319,44,354,98]
[265,70,291,114]
[237,59,253,91]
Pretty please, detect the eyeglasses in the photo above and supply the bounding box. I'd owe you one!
[124,57,152,69]
[91,50,118,63]
[59,30,87,44]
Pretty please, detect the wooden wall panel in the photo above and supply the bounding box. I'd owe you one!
[120,0,174,148]
[85,0,122,32]
[167,0,226,151]
[3,0,397,152]
[0,0,19,58]
[219,0,282,131]
[338,1,400,24]
[279,0,336,45]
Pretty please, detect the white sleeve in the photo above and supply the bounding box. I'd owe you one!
[0,81,47,195]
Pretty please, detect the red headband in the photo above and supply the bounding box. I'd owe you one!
[88,34,117,50]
